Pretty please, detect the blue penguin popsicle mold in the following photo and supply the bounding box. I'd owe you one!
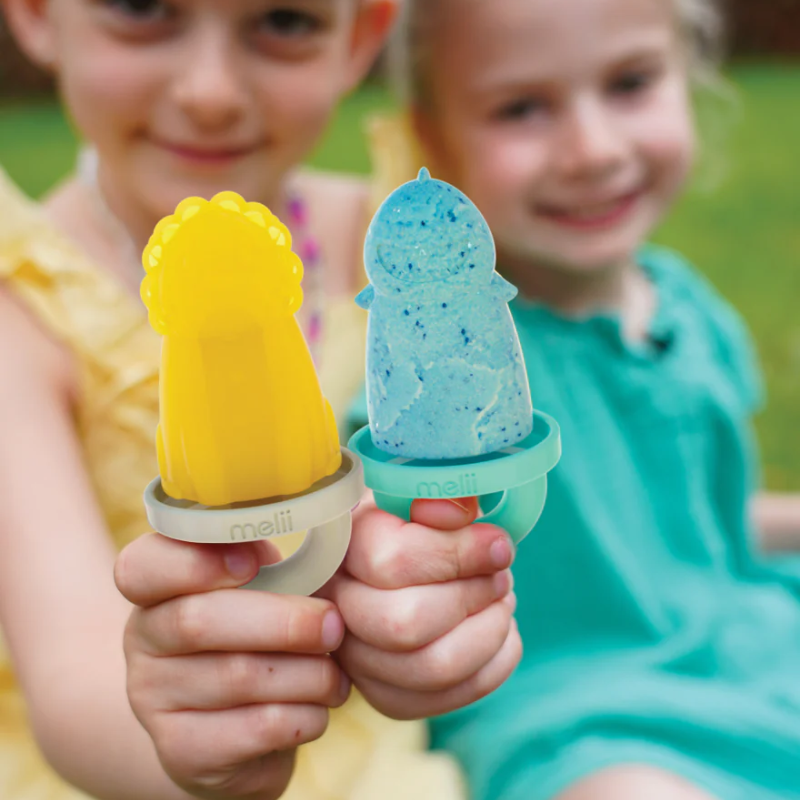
[349,169,561,544]
[355,168,533,460]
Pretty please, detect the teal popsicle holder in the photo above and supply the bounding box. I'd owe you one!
[349,413,560,544]
[349,169,561,544]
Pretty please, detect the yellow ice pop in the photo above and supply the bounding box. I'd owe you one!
[141,191,341,507]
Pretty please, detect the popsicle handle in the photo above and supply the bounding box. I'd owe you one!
[143,449,365,596]
[350,410,561,547]
[240,513,352,595]
[373,475,547,545]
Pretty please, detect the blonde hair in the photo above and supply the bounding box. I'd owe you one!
[388,0,727,107]
[675,0,726,85]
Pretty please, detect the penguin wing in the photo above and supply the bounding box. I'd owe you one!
[490,272,519,304]
[354,284,376,309]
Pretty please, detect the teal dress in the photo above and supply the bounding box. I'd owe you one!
[351,245,800,799]
[423,246,800,799]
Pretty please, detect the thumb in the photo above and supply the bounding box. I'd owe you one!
[409,496,480,531]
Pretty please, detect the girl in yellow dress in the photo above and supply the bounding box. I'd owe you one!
[0,1,522,798]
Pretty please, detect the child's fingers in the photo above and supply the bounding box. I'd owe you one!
[346,503,514,590]
[408,497,480,530]
[129,651,350,712]
[126,590,344,657]
[336,594,515,691]
[332,570,513,651]
[353,619,521,721]
[151,703,328,797]
[115,532,281,608]
[354,494,481,531]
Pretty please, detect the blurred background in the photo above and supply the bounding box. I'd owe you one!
[0,0,797,490]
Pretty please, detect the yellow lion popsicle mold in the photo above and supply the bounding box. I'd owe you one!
[142,192,363,596]
[141,192,341,507]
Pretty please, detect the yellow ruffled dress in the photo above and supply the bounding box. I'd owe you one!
[0,168,463,800]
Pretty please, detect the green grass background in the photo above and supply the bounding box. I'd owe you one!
[0,64,797,489]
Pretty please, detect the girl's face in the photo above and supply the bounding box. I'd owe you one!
[417,0,697,276]
[21,0,388,224]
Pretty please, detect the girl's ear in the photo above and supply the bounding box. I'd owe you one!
[2,0,58,72]
[342,0,399,93]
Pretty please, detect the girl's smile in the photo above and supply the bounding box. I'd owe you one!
[147,135,267,168]
[534,187,645,232]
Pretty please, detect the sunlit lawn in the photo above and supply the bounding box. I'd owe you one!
[1,64,797,488]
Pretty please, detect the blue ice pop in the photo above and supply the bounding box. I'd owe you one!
[355,168,533,460]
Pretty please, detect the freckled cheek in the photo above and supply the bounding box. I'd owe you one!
[59,49,162,142]
[631,90,697,195]
[640,122,696,198]
[256,68,340,144]
[458,132,545,211]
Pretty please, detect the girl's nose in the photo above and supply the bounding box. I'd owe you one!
[171,29,249,131]
[555,98,627,180]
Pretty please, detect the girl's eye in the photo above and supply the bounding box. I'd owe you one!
[259,8,322,37]
[100,0,171,20]
[497,97,548,122]
[610,70,657,97]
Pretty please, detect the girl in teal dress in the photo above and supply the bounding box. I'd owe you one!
[361,0,800,797]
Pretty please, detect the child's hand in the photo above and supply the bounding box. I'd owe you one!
[327,496,520,720]
[115,534,350,800]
